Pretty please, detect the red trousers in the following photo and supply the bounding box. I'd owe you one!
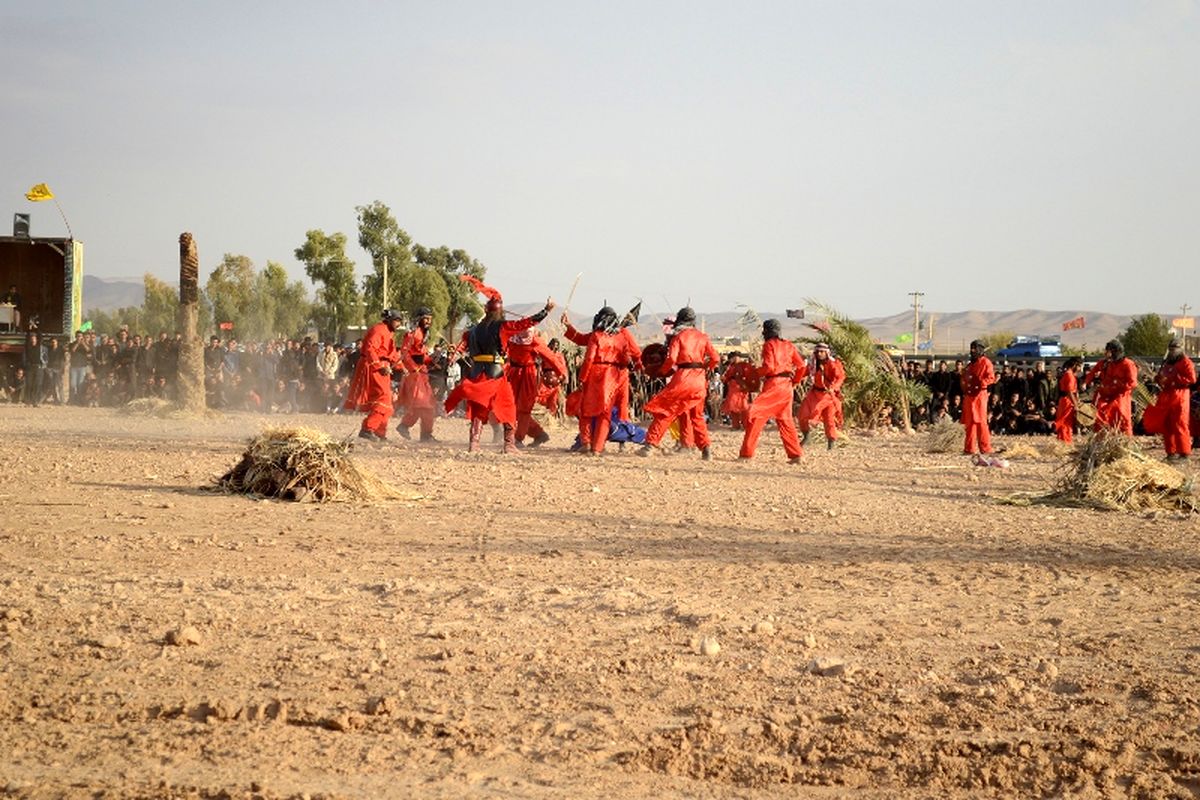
[962,391,991,454]
[1160,390,1192,456]
[740,377,801,459]
[1054,397,1075,443]
[362,407,391,438]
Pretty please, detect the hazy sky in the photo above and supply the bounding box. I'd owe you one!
[4,1,1198,318]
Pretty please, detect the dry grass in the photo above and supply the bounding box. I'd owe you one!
[1039,439,1073,458]
[216,426,403,503]
[1000,441,1042,460]
[925,418,963,453]
[1046,432,1195,514]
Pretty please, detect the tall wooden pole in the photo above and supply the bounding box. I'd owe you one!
[176,232,206,413]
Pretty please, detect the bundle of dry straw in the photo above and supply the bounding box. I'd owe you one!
[924,418,964,453]
[1049,432,1195,514]
[217,427,401,502]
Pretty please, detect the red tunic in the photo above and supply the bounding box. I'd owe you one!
[720,361,754,416]
[1085,357,1137,435]
[506,333,566,414]
[343,322,399,414]
[1155,356,1196,455]
[398,326,434,412]
[746,339,807,423]
[644,328,720,420]
[1054,370,1077,442]
[444,314,543,425]
[960,355,996,453]
[579,328,642,418]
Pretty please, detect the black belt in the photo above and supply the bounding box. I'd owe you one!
[677,362,705,369]
[593,360,624,366]
[812,387,827,392]
[768,372,791,378]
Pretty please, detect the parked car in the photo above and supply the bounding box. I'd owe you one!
[995,335,1062,359]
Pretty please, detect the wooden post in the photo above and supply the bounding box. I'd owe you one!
[176,232,205,413]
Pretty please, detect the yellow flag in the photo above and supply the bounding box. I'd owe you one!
[25,183,54,202]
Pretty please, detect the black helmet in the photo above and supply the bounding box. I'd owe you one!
[1105,339,1123,356]
[762,318,781,340]
[969,339,986,351]
[674,306,697,328]
[592,306,618,333]
[414,306,432,319]
[381,308,403,322]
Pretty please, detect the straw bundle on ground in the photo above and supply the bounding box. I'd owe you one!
[925,418,963,453]
[217,427,401,502]
[1048,432,1195,514]
[1038,439,1073,458]
[1000,441,1042,460]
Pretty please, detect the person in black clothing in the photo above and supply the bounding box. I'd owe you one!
[23,330,46,406]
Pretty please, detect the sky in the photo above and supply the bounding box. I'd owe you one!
[3,0,1198,318]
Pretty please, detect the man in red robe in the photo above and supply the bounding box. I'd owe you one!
[720,353,754,430]
[396,307,437,442]
[797,343,846,450]
[961,339,997,455]
[506,328,567,447]
[536,339,566,417]
[1084,340,1138,435]
[343,309,404,441]
[444,276,554,453]
[638,307,720,460]
[1054,357,1081,443]
[571,306,643,455]
[1155,339,1195,460]
[739,318,807,461]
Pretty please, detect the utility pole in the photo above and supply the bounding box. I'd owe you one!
[1182,303,1193,355]
[908,291,924,357]
[382,254,389,309]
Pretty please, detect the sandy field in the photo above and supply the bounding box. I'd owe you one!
[1,406,1199,799]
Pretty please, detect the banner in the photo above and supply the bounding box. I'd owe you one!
[1172,317,1195,330]
[895,333,913,344]
[219,321,234,331]
[917,340,934,351]
[785,309,804,319]
[1062,316,1086,331]
[25,183,54,202]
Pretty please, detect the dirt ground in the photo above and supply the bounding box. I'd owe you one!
[1,406,1199,799]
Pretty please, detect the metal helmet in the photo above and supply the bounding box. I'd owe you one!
[1104,339,1123,357]
[381,308,403,322]
[674,306,697,328]
[414,306,432,319]
[762,318,781,340]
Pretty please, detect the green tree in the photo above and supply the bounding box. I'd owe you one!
[85,274,206,338]
[413,244,486,341]
[295,230,359,342]
[804,300,930,430]
[1118,313,1172,357]
[981,330,1015,354]
[356,201,415,318]
[206,254,271,340]
[258,261,312,339]
[395,268,452,341]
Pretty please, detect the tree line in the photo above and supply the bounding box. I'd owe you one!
[89,201,486,344]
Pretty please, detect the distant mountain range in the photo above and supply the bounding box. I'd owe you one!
[85,276,1141,352]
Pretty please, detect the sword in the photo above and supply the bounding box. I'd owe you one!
[556,272,583,333]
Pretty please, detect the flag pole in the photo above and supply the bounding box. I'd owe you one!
[52,198,73,239]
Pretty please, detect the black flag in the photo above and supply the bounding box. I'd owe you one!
[785,308,804,319]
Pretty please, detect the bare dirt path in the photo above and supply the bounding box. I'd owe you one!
[1,406,1198,798]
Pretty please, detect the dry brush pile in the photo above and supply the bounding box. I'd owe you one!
[216,426,402,502]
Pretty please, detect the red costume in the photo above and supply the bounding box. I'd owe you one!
[397,325,436,440]
[443,276,554,453]
[1085,357,1137,435]
[643,326,720,452]
[343,320,401,438]
[576,328,642,453]
[564,321,636,424]
[720,360,754,429]
[1054,369,1078,443]
[506,330,567,445]
[1155,354,1195,456]
[797,356,845,442]
[739,338,807,459]
[961,354,996,454]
